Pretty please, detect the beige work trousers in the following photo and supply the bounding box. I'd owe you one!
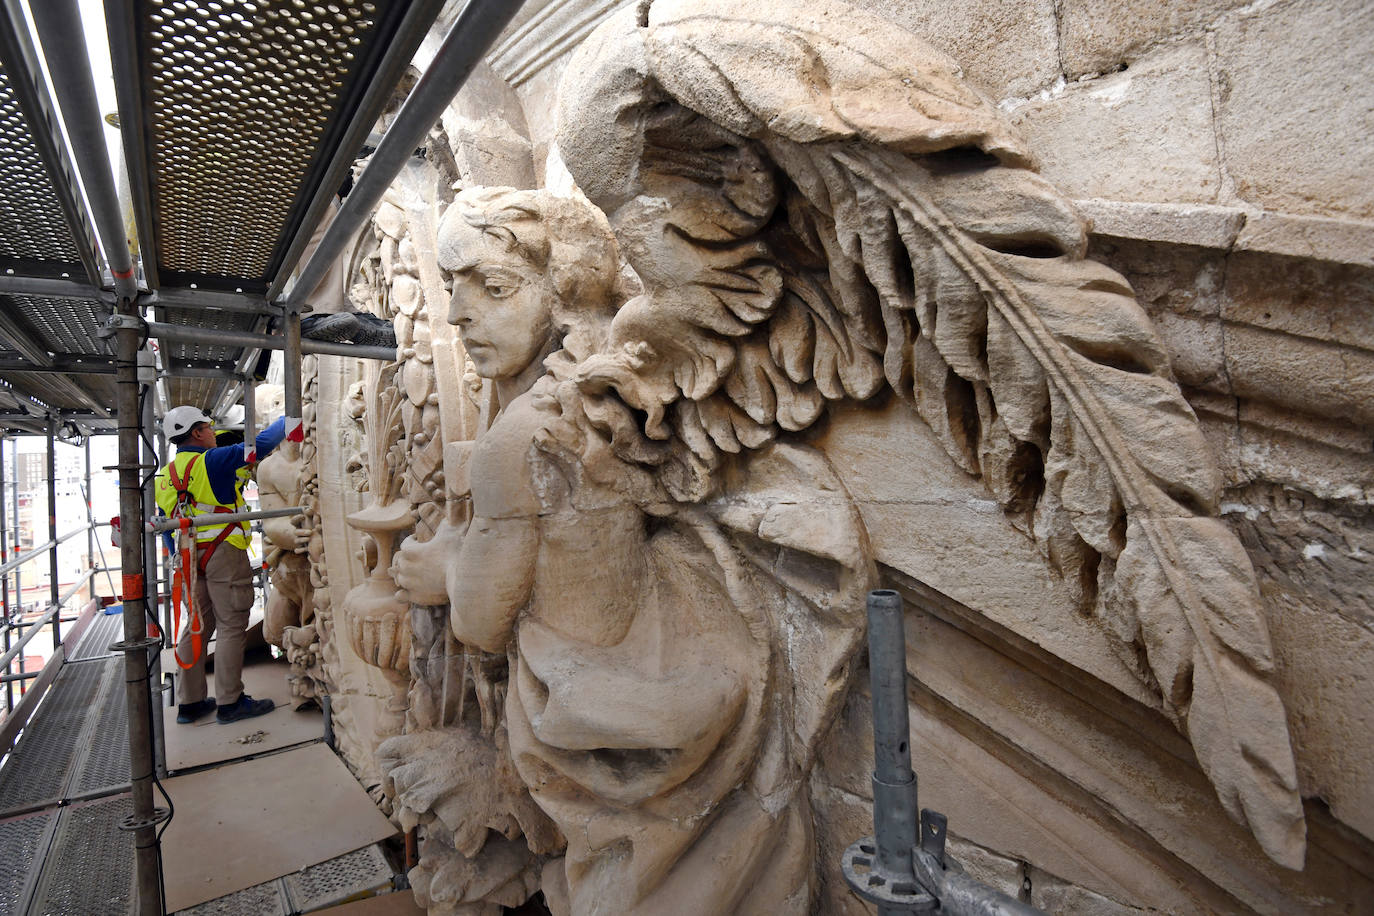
[175,544,255,706]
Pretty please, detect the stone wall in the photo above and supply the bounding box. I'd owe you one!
[290,2,1374,913]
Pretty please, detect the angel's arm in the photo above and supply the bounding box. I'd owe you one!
[446,515,537,653]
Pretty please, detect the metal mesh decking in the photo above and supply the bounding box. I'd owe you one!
[0,657,110,814]
[0,58,88,273]
[131,0,413,290]
[0,807,56,913]
[27,793,134,916]
[70,610,124,662]
[66,653,133,798]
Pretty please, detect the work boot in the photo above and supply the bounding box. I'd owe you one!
[176,698,217,724]
[216,694,275,723]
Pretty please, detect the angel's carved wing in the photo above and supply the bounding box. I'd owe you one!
[551,0,1305,868]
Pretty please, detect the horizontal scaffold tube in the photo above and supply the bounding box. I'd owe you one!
[147,505,304,534]
[145,321,397,361]
[0,526,90,577]
[0,568,98,673]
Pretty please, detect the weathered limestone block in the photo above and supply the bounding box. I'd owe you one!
[1076,198,1246,251]
[1213,0,1374,220]
[1220,250,1374,365]
[1234,212,1374,269]
[439,60,535,190]
[1088,236,1374,503]
[1266,585,1374,842]
[1224,324,1374,430]
[1057,0,1249,78]
[1009,42,1223,204]
[859,0,1060,98]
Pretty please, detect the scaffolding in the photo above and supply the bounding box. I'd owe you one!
[0,1,527,912]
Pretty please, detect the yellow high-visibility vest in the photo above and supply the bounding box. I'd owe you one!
[154,451,251,551]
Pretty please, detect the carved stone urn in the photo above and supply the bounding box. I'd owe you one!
[340,498,413,689]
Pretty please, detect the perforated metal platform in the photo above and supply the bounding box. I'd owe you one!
[0,656,110,814]
[0,9,96,277]
[27,793,134,916]
[284,842,393,911]
[169,843,395,916]
[67,651,132,798]
[0,649,134,816]
[175,879,289,916]
[119,0,423,291]
[0,807,56,913]
[70,609,124,661]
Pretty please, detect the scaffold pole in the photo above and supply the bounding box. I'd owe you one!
[45,417,58,649]
[114,298,165,916]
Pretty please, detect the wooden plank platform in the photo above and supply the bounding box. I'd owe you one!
[160,743,396,912]
[163,655,321,772]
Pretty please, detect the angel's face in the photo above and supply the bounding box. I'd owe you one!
[443,232,554,381]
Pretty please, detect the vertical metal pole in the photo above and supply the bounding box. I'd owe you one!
[157,427,171,645]
[0,435,10,712]
[13,442,21,684]
[141,374,165,775]
[115,301,165,916]
[283,308,303,443]
[867,589,920,916]
[243,375,256,455]
[46,417,58,649]
[85,436,93,604]
[244,376,266,608]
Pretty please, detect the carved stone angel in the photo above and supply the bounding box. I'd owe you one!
[534,0,1304,897]
[384,177,877,915]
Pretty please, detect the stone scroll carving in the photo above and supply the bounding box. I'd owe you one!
[533,0,1305,884]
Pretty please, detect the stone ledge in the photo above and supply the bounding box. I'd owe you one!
[1075,198,1245,250]
[1076,198,1374,268]
[1235,211,1374,270]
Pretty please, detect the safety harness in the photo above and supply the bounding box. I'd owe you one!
[167,453,239,670]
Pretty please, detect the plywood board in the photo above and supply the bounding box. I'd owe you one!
[314,889,426,915]
[160,743,396,912]
[163,656,321,771]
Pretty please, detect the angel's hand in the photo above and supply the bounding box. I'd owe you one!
[392,521,464,606]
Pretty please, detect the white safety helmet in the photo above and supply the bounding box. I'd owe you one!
[163,405,213,439]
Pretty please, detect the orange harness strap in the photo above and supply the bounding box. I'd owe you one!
[171,518,202,671]
[168,453,248,669]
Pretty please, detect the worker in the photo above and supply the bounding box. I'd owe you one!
[155,405,287,724]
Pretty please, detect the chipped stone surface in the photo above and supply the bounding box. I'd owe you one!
[1236,212,1374,269]
[1213,0,1374,219]
[1228,485,1374,632]
[860,0,1060,98]
[1076,198,1246,249]
[1221,250,1374,351]
[1010,42,1223,204]
[1224,323,1374,429]
[1057,0,1250,79]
